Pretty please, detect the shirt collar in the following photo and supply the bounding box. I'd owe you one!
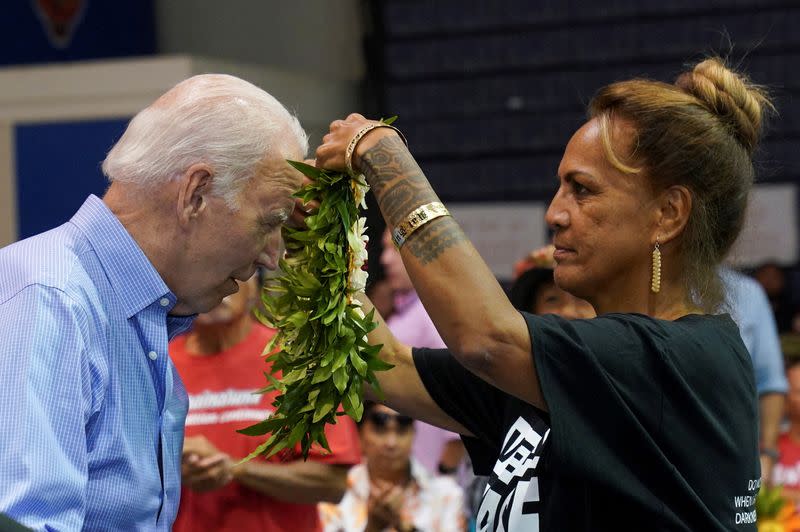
[167,315,195,340]
[70,195,177,319]
[409,457,431,489]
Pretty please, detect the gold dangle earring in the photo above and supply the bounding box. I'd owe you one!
[650,240,661,294]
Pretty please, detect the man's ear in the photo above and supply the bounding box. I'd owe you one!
[177,164,213,226]
[655,184,692,245]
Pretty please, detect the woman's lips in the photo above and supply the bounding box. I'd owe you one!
[552,247,575,261]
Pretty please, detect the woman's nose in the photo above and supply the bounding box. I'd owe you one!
[545,189,569,230]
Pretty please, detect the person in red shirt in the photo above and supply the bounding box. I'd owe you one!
[170,273,362,531]
[775,358,800,506]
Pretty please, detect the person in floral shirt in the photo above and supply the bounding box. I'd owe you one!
[320,401,466,531]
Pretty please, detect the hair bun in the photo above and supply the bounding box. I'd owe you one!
[675,57,774,154]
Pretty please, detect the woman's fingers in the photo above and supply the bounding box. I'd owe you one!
[315,141,346,172]
[316,114,376,171]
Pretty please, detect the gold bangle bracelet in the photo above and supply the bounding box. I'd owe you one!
[392,202,450,249]
[344,123,407,177]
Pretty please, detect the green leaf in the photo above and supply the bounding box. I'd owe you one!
[286,311,308,329]
[316,428,332,453]
[287,419,308,446]
[333,366,349,393]
[238,416,283,436]
[281,367,307,385]
[311,363,333,384]
[367,354,394,371]
[307,387,321,404]
[321,310,339,325]
[346,384,364,421]
[335,201,351,231]
[239,433,279,464]
[287,159,325,180]
[349,348,368,377]
[313,397,335,423]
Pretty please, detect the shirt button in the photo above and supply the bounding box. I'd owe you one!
[148,351,158,360]
[159,298,170,307]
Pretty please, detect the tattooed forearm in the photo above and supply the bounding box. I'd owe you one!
[403,217,468,265]
[358,136,439,228]
[358,135,468,264]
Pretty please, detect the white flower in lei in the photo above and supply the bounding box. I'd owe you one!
[349,268,369,294]
[352,174,369,209]
[348,216,369,294]
[240,160,391,461]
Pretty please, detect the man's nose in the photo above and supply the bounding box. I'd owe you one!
[257,234,285,271]
[383,430,400,448]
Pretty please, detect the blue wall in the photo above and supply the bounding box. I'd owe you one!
[15,118,129,238]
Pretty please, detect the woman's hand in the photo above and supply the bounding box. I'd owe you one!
[315,113,401,175]
[288,159,321,229]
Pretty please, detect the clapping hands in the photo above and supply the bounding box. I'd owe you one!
[181,435,235,493]
[366,479,418,532]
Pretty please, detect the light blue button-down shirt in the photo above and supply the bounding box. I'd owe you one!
[0,195,194,531]
[722,267,789,395]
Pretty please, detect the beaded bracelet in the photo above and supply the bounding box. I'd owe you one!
[344,123,408,177]
[392,202,450,249]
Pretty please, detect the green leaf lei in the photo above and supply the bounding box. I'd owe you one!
[239,158,391,461]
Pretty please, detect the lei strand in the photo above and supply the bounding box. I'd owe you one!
[238,155,390,460]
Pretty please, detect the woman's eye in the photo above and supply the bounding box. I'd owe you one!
[574,182,590,195]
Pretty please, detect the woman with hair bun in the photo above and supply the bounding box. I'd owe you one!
[314,57,773,530]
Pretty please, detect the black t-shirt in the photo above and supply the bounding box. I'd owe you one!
[413,312,759,531]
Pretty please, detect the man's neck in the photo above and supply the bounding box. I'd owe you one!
[103,181,181,290]
[368,463,412,487]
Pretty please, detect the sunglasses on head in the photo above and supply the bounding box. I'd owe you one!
[367,411,414,429]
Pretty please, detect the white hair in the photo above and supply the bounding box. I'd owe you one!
[102,74,308,208]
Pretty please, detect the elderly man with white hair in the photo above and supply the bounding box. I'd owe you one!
[0,74,307,531]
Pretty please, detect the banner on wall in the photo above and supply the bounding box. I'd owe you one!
[0,1,154,66]
[32,0,88,49]
[729,183,799,268]
[448,202,547,280]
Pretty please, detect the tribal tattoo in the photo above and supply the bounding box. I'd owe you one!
[359,135,467,264]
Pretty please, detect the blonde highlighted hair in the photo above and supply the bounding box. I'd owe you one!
[589,57,774,310]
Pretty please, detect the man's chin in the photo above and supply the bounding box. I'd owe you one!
[170,297,220,317]
[171,283,237,316]
[197,296,226,315]
[167,302,198,317]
